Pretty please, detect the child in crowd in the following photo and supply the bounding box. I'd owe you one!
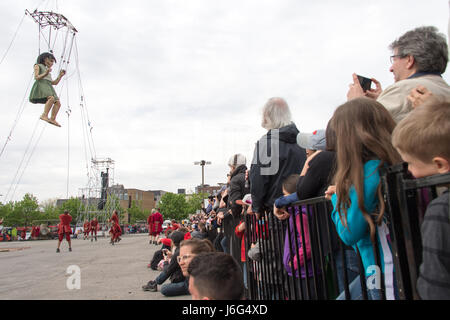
[188,252,245,300]
[325,97,402,300]
[29,52,66,127]
[392,101,450,299]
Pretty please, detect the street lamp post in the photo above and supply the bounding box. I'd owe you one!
[194,160,211,192]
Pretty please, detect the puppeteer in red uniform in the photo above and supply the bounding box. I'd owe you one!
[83,220,91,240]
[109,210,122,245]
[90,217,99,242]
[149,209,163,245]
[57,210,72,252]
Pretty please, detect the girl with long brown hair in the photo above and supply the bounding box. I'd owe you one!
[325,97,401,300]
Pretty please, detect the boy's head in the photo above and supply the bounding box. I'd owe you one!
[282,174,300,195]
[392,101,450,178]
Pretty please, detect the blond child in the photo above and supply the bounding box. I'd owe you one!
[392,100,450,299]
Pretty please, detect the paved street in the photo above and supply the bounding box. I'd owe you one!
[0,233,190,300]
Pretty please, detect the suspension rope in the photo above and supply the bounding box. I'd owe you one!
[0,13,26,66]
[9,124,46,201]
[4,119,45,202]
[0,72,34,160]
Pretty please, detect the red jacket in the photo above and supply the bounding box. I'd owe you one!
[235,221,246,262]
[110,212,119,224]
[58,214,72,234]
[151,212,163,234]
[83,222,91,232]
[90,220,99,230]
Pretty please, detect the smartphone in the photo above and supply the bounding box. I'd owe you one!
[357,75,372,92]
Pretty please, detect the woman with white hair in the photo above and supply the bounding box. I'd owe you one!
[248,97,306,298]
[249,97,306,217]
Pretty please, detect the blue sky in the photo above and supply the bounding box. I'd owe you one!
[0,0,449,203]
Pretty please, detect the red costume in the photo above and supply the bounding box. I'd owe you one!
[83,221,91,237]
[147,213,153,236]
[109,212,122,241]
[172,222,180,230]
[58,213,72,242]
[90,219,99,236]
[150,211,163,236]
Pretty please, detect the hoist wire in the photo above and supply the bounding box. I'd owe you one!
[10,124,46,202]
[4,119,44,202]
[0,13,26,66]
[0,72,34,160]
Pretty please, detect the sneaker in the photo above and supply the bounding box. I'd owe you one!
[91,238,93,242]
[69,248,72,252]
[95,237,97,241]
[142,282,157,292]
[56,248,60,253]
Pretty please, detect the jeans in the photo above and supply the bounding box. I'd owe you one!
[336,275,381,300]
[334,249,360,294]
[155,270,169,285]
[160,279,190,297]
[242,262,248,289]
[221,236,229,254]
[336,273,399,300]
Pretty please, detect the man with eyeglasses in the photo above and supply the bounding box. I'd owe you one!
[347,26,450,122]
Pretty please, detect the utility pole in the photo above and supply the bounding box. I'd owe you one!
[194,160,211,192]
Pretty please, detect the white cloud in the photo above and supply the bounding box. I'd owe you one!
[1,0,449,203]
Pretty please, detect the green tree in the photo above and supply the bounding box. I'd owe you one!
[39,198,60,221]
[127,200,147,224]
[158,192,189,221]
[59,197,84,222]
[7,193,40,226]
[185,192,209,216]
[0,201,14,226]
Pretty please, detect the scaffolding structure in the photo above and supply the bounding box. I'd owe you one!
[77,157,118,226]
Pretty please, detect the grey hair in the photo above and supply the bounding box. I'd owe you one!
[261,97,293,130]
[389,26,448,74]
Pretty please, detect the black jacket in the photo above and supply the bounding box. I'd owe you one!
[162,247,185,283]
[229,164,248,218]
[249,123,306,214]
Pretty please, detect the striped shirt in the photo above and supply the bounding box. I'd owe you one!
[417,189,450,300]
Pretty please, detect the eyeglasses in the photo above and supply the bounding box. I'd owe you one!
[177,254,195,263]
[390,54,406,64]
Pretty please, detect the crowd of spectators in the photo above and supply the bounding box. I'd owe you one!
[142,25,450,300]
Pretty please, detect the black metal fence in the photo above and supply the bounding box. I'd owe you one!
[244,164,450,300]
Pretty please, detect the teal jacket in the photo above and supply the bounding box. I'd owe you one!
[331,160,394,279]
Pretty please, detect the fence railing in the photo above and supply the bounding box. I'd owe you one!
[243,164,450,300]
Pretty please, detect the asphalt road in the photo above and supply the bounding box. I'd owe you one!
[0,233,191,300]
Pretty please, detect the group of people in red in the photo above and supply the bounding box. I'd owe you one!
[147,208,164,245]
[55,209,123,252]
[82,217,99,241]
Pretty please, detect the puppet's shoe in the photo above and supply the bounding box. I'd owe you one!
[56,248,60,253]
[49,119,61,127]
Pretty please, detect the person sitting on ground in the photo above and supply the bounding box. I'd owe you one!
[347,26,450,122]
[142,230,186,294]
[188,252,245,300]
[391,100,450,300]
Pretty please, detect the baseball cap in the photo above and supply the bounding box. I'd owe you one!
[297,129,326,150]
